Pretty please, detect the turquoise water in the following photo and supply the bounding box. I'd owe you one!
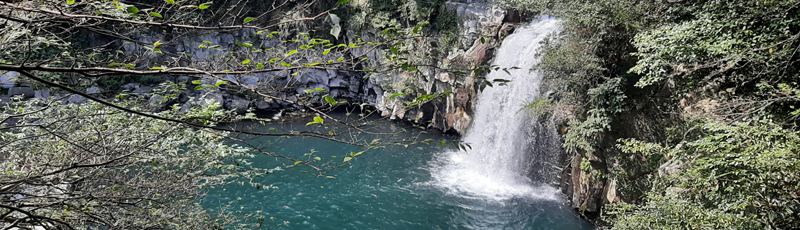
[204,120,592,230]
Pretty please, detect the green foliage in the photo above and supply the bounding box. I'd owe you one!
[0,100,259,229]
[608,120,800,229]
[607,194,761,230]
[563,108,611,153]
[522,97,553,116]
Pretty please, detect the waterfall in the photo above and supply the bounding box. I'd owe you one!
[428,17,561,201]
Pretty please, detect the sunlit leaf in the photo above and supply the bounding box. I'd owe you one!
[324,96,336,105]
[126,6,139,13]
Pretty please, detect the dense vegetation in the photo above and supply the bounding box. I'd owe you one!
[505,0,800,228]
[0,0,455,228]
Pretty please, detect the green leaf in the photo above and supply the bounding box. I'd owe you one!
[285,50,298,57]
[125,64,135,69]
[191,80,201,84]
[257,62,265,70]
[390,43,399,55]
[153,40,163,48]
[151,67,163,70]
[198,2,212,9]
[241,59,251,64]
[164,0,175,4]
[314,157,322,161]
[108,63,122,67]
[313,116,324,124]
[305,122,317,126]
[386,93,406,101]
[214,81,228,87]
[126,6,139,13]
[66,0,75,5]
[336,0,351,6]
[343,157,352,162]
[324,96,336,105]
[243,17,256,24]
[294,161,302,165]
[337,57,344,62]
[412,21,429,34]
[323,49,331,55]
[150,12,163,18]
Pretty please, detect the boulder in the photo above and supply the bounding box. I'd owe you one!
[34,90,51,100]
[148,95,168,106]
[225,99,250,114]
[0,71,20,89]
[200,93,224,107]
[86,86,103,94]
[67,95,86,103]
[255,100,280,110]
[8,87,34,98]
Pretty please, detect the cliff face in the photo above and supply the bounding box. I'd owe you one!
[364,0,521,134]
[83,1,522,133]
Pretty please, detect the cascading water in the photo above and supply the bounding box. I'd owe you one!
[429,17,562,201]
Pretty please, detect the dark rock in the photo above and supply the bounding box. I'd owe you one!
[8,87,34,98]
[225,99,250,114]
